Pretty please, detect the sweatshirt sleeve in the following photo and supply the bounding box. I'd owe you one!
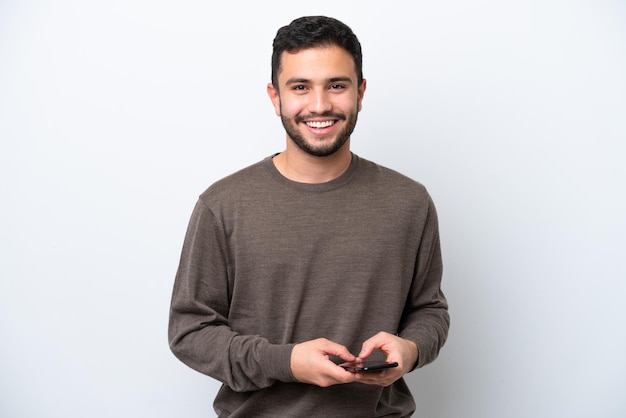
[168,199,296,392]
[398,194,450,369]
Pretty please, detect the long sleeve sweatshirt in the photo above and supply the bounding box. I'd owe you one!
[169,154,449,417]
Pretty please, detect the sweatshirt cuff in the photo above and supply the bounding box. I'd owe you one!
[262,342,297,383]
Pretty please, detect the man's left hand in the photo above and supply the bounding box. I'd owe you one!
[353,331,419,387]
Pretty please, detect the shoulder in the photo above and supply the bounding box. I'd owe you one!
[355,155,430,200]
[198,156,273,207]
[353,155,439,228]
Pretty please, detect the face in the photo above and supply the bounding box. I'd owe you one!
[268,45,366,157]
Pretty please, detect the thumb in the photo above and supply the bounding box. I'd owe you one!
[358,337,379,360]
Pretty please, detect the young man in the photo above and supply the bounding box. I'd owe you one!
[169,16,449,417]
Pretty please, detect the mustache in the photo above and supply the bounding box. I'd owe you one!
[294,112,347,123]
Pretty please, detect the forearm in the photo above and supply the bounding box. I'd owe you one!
[398,301,450,369]
[168,318,296,391]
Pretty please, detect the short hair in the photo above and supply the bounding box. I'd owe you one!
[271,16,363,89]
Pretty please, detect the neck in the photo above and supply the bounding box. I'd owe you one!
[273,139,352,184]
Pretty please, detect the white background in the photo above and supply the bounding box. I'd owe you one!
[1,1,625,417]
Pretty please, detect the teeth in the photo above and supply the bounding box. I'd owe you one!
[306,120,335,128]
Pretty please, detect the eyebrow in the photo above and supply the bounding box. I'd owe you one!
[285,76,354,85]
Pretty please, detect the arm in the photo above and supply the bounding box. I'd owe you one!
[397,195,449,369]
[168,200,358,391]
[168,200,295,392]
[356,195,450,385]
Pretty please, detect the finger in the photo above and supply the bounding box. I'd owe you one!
[356,367,404,386]
[319,339,357,362]
[354,370,396,387]
[358,332,390,359]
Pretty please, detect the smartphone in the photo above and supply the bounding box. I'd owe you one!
[340,360,399,373]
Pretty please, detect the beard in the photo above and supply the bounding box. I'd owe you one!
[280,109,358,157]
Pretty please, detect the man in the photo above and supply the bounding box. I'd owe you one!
[169,16,449,417]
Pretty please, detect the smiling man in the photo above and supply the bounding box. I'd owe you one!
[169,16,449,417]
[270,44,363,156]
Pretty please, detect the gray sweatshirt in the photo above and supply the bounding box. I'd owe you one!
[169,154,449,417]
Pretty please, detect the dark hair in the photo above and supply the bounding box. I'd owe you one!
[271,16,363,89]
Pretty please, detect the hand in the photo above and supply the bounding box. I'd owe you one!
[290,338,358,387]
[353,332,419,387]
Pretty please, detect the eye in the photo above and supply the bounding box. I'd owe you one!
[292,84,308,91]
[330,84,346,90]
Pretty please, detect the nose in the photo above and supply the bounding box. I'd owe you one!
[308,88,332,115]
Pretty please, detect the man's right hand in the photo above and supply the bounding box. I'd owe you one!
[290,338,358,387]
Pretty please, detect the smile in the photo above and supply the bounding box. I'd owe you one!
[305,120,336,128]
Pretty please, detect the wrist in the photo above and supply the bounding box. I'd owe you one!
[405,339,419,372]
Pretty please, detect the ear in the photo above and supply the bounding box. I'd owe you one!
[267,83,281,116]
[357,79,367,112]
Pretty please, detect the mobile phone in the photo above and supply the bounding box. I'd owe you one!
[340,360,399,373]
